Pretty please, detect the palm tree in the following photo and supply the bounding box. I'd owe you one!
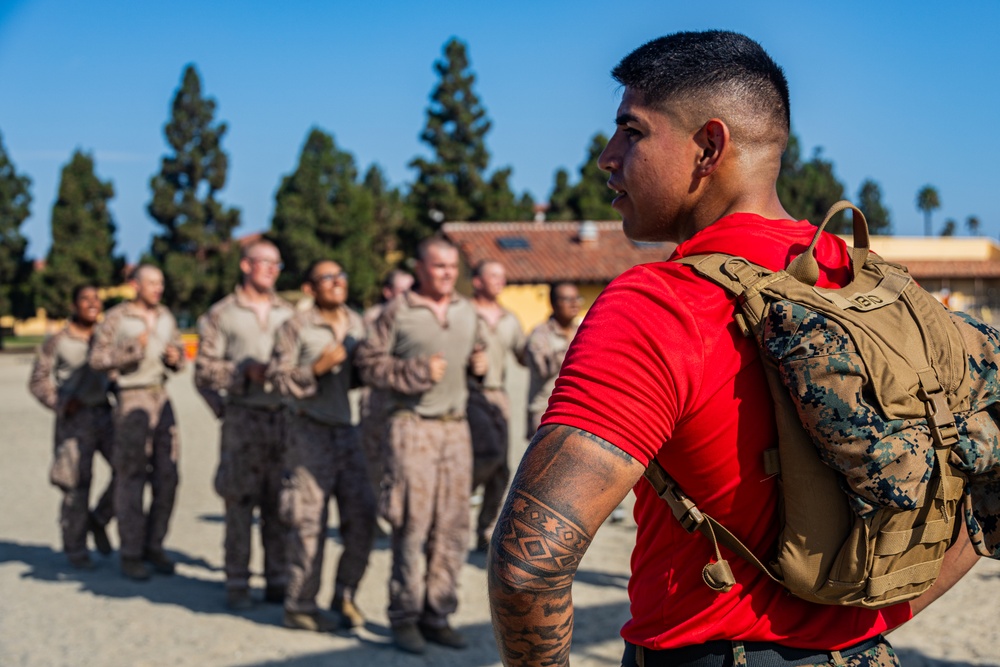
[967,215,981,235]
[916,185,941,236]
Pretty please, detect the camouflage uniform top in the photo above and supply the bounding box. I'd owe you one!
[267,305,365,427]
[357,291,485,419]
[195,286,294,410]
[89,301,185,389]
[29,326,110,411]
[476,308,526,391]
[525,316,579,414]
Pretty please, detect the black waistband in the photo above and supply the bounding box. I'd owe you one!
[624,635,885,667]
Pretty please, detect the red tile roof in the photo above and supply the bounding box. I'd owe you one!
[896,260,1000,279]
[442,221,676,283]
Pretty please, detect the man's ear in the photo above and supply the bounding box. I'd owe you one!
[301,282,315,298]
[694,118,729,177]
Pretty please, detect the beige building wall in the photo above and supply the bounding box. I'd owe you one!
[846,236,1000,261]
[498,283,599,333]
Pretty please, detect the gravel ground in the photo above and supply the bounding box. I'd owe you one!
[0,352,997,667]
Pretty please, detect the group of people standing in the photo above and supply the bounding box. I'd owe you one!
[28,234,582,655]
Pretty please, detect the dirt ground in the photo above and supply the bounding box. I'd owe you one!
[1,352,997,667]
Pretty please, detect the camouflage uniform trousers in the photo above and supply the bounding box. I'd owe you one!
[468,387,510,543]
[622,636,899,667]
[280,413,376,613]
[215,404,287,592]
[382,412,472,628]
[359,386,391,499]
[50,404,115,559]
[112,387,179,560]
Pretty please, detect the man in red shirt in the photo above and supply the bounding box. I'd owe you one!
[487,30,979,667]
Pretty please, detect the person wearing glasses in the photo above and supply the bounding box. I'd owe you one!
[267,259,375,633]
[524,281,582,436]
[194,239,295,610]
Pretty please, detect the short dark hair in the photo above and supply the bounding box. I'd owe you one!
[472,260,502,279]
[415,235,457,262]
[612,31,789,144]
[304,259,338,284]
[549,281,578,309]
[382,268,412,290]
[72,284,98,303]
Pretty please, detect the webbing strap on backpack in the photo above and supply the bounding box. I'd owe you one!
[642,460,781,591]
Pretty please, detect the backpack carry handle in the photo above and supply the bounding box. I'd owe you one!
[787,201,871,286]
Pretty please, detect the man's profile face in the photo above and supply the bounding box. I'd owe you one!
[306,261,348,308]
[599,87,699,244]
[133,267,165,307]
[474,262,506,300]
[415,244,459,300]
[73,287,102,325]
[241,244,282,292]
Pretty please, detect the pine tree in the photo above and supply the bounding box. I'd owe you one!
[777,134,847,231]
[545,133,616,222]
[0,130,32,335]
[34,151,123,319]
[856,179,892,235]
[407,39,531,242]
[408,39,488,232]
[481,167,535,221]
[270,128,387,305]
[568,133,615,220]
[546,169,575,221]
[147,65,240,320]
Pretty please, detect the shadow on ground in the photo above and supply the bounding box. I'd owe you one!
[0,540,249,618]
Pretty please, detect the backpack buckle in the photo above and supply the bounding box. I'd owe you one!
[918,387,960,449]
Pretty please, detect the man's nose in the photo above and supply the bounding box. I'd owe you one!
[598,138,619,172]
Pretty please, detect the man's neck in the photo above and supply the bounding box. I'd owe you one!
[414,289,452,306]
[68,318,95,338]
[133,299,158,313]
[240,282,273,303]
[473,294,500,309]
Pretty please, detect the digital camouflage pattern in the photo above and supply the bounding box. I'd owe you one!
[762,300,935,517]
[216,404,287,591]
[762,299,1000,556]
[112,387,179,559]
[280,415,375,614]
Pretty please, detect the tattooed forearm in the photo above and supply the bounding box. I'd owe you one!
[489,425,644,666]
[492,489,593,591]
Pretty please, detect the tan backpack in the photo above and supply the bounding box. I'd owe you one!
[644,201,1000,608]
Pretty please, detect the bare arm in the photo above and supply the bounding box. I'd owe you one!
[905,524,979,618]
[488,424,645,667]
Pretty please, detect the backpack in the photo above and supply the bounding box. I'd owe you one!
[643,200,1000,609]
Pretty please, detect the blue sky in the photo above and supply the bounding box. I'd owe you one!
[1,0,998,261]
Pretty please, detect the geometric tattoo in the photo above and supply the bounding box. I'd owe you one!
[492,489,593,590]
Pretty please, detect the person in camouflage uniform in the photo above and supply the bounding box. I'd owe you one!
[29,285,115,569]
[359,269,414,507]
[524,281,581,436]
[89,265,185,581]
[356,236,488,654]
[195,239,295,610]
[467,260,525,552]
[267,259,375,633]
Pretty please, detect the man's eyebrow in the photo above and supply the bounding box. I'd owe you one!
[615,112,641,125]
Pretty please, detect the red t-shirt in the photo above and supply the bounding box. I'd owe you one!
[542,212,912,650]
